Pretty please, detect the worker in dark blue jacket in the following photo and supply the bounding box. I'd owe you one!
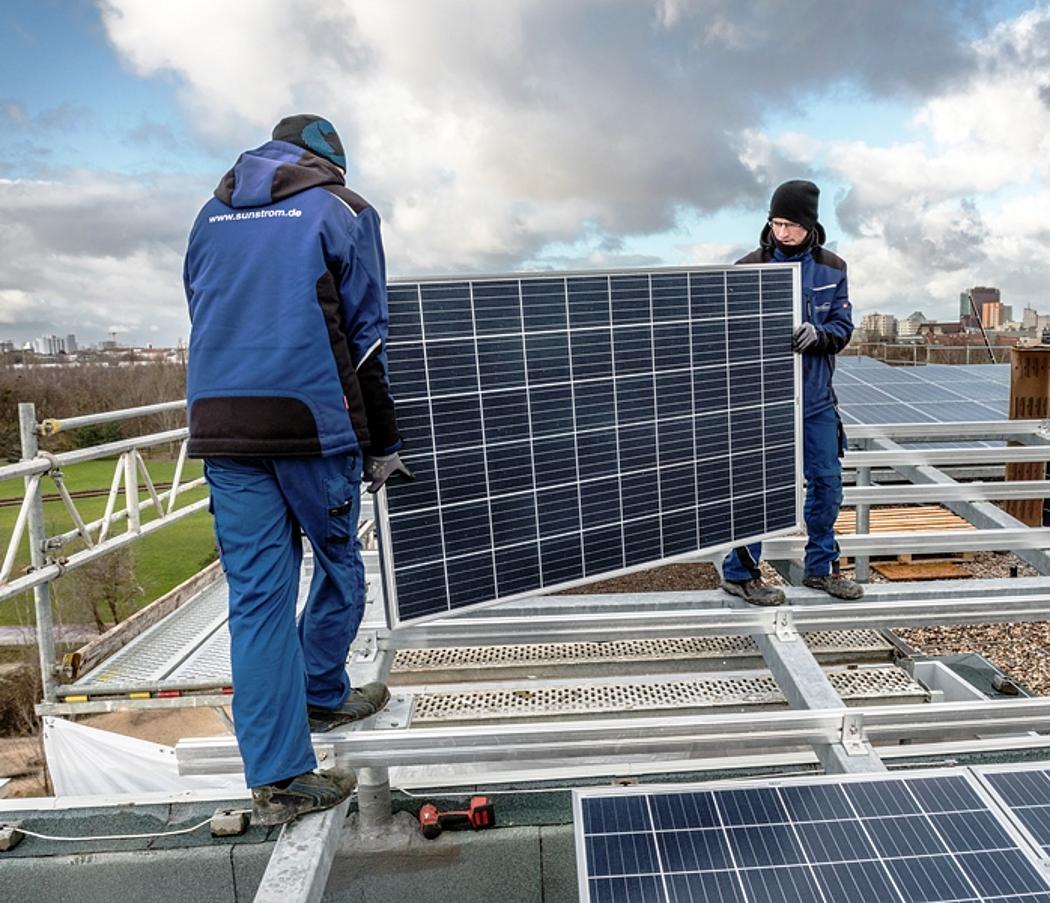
[722,180,864,605]
[184,114,412,825]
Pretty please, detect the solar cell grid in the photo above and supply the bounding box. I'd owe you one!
[576,770,1050,903]
[380,267,802,624]
[979,765,1050,862]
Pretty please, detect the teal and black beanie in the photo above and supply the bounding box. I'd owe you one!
[272,114,346,171]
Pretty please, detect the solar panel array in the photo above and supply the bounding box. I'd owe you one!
[835,357,1009,426]
[380,267,800,623]
[576,770,1050,903]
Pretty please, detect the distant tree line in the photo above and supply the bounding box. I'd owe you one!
[0,361,187,462]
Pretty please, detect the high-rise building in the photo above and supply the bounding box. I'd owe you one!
[65,333,77,354]
[861,312,898,340]
[980,302,1003,329]
[961,286,1001,323]
[31,334,64,355]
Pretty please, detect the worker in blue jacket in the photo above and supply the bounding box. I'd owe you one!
[722,180,864,605]
[184,114,413,825]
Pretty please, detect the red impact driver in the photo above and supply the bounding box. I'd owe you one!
[418,796,496,839]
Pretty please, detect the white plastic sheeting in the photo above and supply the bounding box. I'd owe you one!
[43,716,245,796]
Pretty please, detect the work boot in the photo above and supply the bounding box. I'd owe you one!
[251,768,357,826]
[307,681,390,732]
[802,573,864,600]
[721,577,786,607]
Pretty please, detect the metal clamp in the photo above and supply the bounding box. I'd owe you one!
[840,712,867,756]
[773,608,798,642]
[39,450,62,474]
[352,630,379,664]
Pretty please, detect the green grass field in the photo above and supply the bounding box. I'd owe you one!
[0,457,217,627]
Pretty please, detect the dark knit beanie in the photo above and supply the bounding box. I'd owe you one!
[769,180,820,231]
[272,114,346,170]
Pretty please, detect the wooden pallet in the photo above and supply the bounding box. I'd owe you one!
[836,505,976,565]
[870,561,971,581]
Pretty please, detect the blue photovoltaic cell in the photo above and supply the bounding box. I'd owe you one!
[577,771,1050,903]
[382,267,799,622]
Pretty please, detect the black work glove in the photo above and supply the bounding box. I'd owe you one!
[364,453,415,493]
[792,322,820,353]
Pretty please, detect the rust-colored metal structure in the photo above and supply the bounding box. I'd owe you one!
[1005,346,1050,525]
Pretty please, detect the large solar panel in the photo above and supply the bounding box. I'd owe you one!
[377,266,802,624]
[977,764,1050,862]
[575,769,1050,903]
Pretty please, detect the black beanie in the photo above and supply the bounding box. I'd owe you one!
[272,114,346,170]
[769,180,820,231]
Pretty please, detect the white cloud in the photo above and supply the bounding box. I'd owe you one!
[94,0,980,279]
[0,289,36,325]
[7,0,1034,342]
[768,6,1050,323]
[0,174,202,344]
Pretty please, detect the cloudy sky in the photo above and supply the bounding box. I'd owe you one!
[2,0,1049,347]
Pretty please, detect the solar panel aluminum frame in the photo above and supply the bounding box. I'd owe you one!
[375,263,804,630]
[572,765,1050,903]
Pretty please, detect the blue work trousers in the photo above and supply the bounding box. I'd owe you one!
[204,452,365,788]
[723,406,844,581]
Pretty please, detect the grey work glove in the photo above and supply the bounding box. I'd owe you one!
[364,453,415,493]
[792,322,820,353]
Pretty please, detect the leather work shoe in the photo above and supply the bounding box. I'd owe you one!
[802,573,865,600]
[307,681,391,732]
[251,768,357,826]
[721,578,786,607]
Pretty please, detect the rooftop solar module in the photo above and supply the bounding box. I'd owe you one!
[377,266,802,625]
[575,769,1050,903]
[977,764,1050,863]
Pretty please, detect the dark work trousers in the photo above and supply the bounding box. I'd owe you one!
[204,452,365,788]
[723,405,844,581]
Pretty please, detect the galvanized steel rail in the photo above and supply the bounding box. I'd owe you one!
[175,697,1050,774]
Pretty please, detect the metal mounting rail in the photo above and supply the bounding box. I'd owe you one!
[385,593,1050,647]
[845,421,1047,441]
[464,578,1050,616]
[175,697,1050,774]
[763,527,1050,559]
[253,799,351,903]
[844,447,1050,467]
[843,481,1050,504]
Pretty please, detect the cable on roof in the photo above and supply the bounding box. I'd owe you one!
[0,812,249,843]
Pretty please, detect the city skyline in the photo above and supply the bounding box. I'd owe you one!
[3,1,1050,346]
